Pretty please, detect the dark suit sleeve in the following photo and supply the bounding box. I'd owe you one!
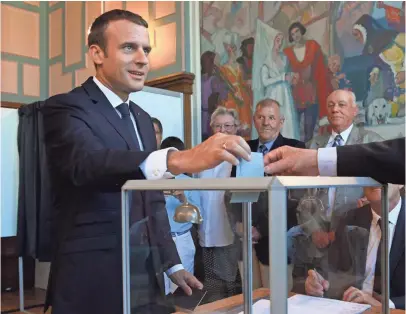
[336,138,405,184]
[42,95,151,188]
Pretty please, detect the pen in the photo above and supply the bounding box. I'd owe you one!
[313,268,325,297]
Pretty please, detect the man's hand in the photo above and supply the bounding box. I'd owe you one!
[236,223,261,243]
[305,270,329,297]
[167,133,251,175]
[312,230,330,249]
[168,269,203,296]
[342,287,381,306]
[264,146,319,176]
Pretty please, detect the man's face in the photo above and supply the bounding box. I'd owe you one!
[290,27,302,43]
[90,20,151,100]
[153,122,162,148]
[253,104,283,142]
[326,90,358,133]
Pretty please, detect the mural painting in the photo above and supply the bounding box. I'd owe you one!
[200,1,405,141]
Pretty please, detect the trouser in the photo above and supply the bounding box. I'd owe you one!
[164,230,196,294]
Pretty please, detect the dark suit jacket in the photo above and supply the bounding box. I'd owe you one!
[337,137,405,184]
[226,134,305,265]
[291,199,405,309]
[42,77,180,314]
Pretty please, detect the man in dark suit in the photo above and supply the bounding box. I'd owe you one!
[42,10,251,314]
[227,98,305,288]
[264,137,405,184]
[299,184,405,309]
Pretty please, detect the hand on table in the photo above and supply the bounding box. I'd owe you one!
[342,286,381,307]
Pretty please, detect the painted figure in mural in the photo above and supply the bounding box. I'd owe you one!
[283,22,333,143]
[353,14,405,119]
[376,1,405,32]
[252,20,299,140]
[236,37,254,82]
[201,51,227,140]
[215,31,252,139]
[328,55,352,91]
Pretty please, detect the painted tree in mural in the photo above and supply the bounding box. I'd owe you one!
[200,1,405,141]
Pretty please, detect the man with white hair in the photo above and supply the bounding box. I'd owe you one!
[296,89,384,253]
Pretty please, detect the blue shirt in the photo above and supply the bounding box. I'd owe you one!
[165,174,201,233]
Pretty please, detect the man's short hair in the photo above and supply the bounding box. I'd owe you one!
[151,117,163,133]
[160,136,185,151]
[288,22,306,43]
[88,9,148,55]
[256,98,281,110]
[255,99,284,119]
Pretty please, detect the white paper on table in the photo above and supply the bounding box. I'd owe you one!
[238,294,371,314]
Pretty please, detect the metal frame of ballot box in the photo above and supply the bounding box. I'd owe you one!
[121,176,390,314]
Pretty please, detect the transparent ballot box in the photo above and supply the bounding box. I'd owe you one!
[121,176,391,314]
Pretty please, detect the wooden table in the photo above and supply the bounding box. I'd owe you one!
[174,288,405,313]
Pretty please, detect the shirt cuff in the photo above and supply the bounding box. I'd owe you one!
[317,147,338,177]
[139,147,178,180]
[165,264,184,276]
[389,299,396,309]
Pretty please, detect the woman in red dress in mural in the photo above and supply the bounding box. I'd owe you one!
[284,22,333,142]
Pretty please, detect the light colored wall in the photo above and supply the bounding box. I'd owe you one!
[1,2,45,103]
[1,1,186,101]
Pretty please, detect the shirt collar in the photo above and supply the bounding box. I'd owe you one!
[258,138,276,152]
[330,124,353,145]
[371,198,402,226]
[93,76,129,108]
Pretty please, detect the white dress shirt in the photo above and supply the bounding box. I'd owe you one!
[93,77,182,275]
[197,162,235,247]
[325,124,354,213]
[362,199,401,308]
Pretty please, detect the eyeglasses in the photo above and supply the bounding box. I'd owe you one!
[213,124,236,130]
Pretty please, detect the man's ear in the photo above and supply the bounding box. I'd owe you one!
[89,44,105,66]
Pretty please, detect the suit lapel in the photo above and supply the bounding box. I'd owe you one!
[249,139,259,152]
[346,126,362,145]
[82,78,138,150]
[315,135,330,148]
[389,199,405,278]
[270,134,284,151]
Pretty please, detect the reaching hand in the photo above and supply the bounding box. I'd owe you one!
[167,133,251,175]
[263,146,319,176]
[168,269,203,296]
[305,270,329,297]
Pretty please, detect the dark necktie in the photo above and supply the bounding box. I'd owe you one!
[332,134,343,147]
[259,144,269,176]
[116,103,141,150]
[374,218,382,293]
[259,144,268,156]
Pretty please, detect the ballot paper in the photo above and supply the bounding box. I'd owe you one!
[238,294,371,314]
[230,152,264,203]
